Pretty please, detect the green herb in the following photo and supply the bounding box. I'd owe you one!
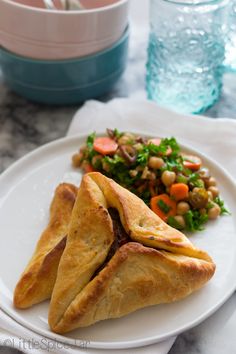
[92,156,102,169]
[86,132,96,148]
[184,168,195,177]
[116,170,135,187]
[206,201,214,210]
[102,155,135,187]
[148,142,165,155]
[163,137,180,156]
[184,210,208,232]
[165,156,184,172]
[148,137,180,157]
[214,197,231,215]
[176,174,188,184]
[137,145,150,166]
[187,172,205,188]
[167,216,183,230]
[103,155,125,169]
[188,173,200,182]
[140,189,151,205]
[113,128,123,139]
[157,199,171,214]
[191,179,205,188]
[85,132,97,161]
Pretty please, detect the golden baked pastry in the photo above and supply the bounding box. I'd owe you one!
[14,183,78,309]
[48,172,215,333]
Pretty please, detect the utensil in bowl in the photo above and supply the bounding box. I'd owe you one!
[64,0,84,10]
[43,0,55,9]
[42,0,84,10]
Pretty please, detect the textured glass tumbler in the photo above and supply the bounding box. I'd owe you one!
[146,0,229,114]
[224,0,236,71]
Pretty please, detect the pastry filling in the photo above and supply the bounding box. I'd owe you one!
[93,208,131,277]
[107,208,131,260]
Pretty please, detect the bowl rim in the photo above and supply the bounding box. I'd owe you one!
[1,0,128,14]
[0,26,129,63]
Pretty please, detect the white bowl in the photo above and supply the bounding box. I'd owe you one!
[0,0,129,60]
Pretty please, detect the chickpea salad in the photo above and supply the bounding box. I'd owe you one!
[72,129,229,232]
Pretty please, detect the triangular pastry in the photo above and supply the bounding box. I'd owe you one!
[48,172,215,333]
[14,183,78,309]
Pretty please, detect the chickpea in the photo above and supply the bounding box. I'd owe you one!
[102,161,110,172]
[161,170,176,187]
[133,143,143,151]
[118,133,135,145]
[129,170,138,178]
[208,203,221,219]
[207,186,219,199]
[148,156,165,170]
[173,215,186,229]
[72,152,83,167]
[206,176,217,187]
[207,190,214,201]
[177,201,190,215]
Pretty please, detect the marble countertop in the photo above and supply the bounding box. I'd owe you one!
[1,6,236,354]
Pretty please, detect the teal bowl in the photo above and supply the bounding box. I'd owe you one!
[0,27,129,105]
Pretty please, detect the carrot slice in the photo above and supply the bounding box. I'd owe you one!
[150,194,177,222]
[182,154,202,170]
[93,137,118,155]
[170,183,189,201]
[149,138,172,156]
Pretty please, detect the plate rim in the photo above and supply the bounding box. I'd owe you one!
[0,132,236,349]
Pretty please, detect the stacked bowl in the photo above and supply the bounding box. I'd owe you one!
[0,0,129,104]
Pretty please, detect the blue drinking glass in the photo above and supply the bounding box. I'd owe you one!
[146,0,229,114]
[224,0,236,71]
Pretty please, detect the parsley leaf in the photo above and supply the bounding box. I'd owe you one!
[176,174,188,184]
[188,173,200,183]
[86,132,96,148]
[165,156,183,172]
[157,199,171,214]
[102,155,135,187]
[85,132,97,161]
[140,189,151,205]
[168,216,183,230]
[137,145,150,166]
[113,128,123,139]
[184,210,208,232]
[214,197,231,215]
[163,137,180,156]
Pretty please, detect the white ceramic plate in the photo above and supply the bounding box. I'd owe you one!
[0,134,236,350]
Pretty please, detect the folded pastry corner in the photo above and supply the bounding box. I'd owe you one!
[13,183,78,309]
[48,172,215,334]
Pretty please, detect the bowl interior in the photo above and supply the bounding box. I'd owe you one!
[9,0,122,10]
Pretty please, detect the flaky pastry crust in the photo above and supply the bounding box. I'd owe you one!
[14,183,78,309]
[48,173,215,333]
